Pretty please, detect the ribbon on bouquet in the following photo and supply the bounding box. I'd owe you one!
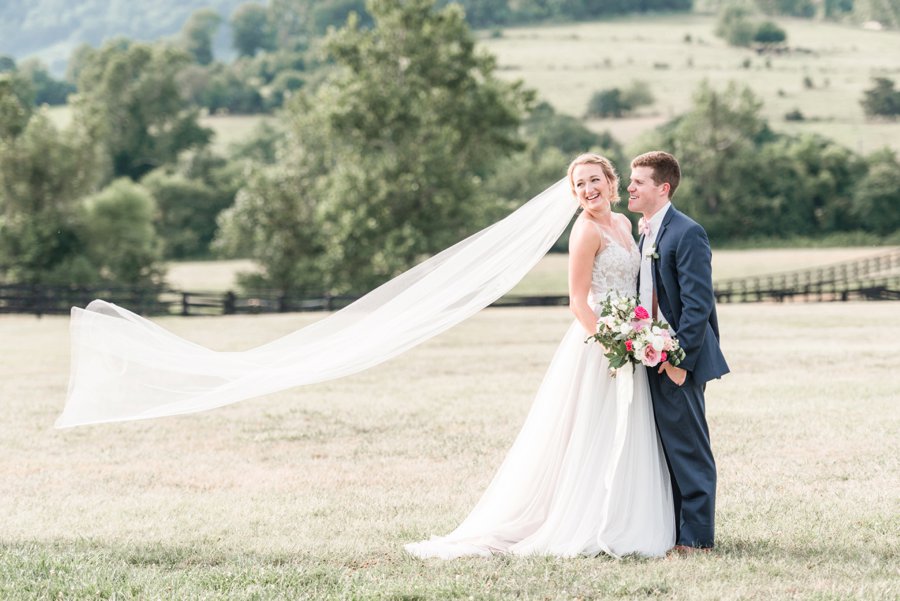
[604,364,634,489]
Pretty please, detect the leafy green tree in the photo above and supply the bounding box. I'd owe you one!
[757,134,864,236]
[525,101,622,158]
[716,4,757,47]
[587,88,627,118]
[645,81,775,240]
[0,105,106,284]
[231,3,276,57]
[181,8,223,65]
[852,150,900,235]
[754,20,787,45]
[17,59,75,105]
[587,81,654,118]
[221,0,532,293]
[215,165,326,292]
[74,39,212,180]
[861,77,900,118]
[81,179,164,285]
[0,56,15,73]
[311,0,372,33]
[142,150,241,258]
[0,75,34,138]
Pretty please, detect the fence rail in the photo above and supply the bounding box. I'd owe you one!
[3,249,898,317]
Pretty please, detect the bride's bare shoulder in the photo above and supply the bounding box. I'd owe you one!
[569,216,604,254]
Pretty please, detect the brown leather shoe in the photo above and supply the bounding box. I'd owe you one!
[668,544,712,556]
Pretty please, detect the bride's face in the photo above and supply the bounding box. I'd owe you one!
[571,164,611,214]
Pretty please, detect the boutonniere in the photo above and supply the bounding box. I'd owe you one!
[643,244,659,261]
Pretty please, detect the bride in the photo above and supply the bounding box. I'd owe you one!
[405,154,675,559]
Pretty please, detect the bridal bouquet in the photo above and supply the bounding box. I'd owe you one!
[587,296,685,372]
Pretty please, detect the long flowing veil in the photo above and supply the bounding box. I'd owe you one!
[56,179,578,428]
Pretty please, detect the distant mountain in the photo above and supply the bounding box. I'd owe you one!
[0,0,246,74]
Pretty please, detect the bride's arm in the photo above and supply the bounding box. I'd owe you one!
[568,219,603,335]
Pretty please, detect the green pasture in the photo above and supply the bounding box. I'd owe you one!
[481,14,900,153]
[1,299,897,599]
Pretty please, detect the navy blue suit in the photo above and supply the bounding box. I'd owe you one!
[638,206,729,548]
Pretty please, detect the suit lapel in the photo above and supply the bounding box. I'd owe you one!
[651,206,677,311]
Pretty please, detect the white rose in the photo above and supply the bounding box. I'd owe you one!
[651,335,665,351]
[619,323,632,336]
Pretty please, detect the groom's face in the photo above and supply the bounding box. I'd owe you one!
[627,166,668,215]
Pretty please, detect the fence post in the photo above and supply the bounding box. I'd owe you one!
[223,291,236,315]
[181,292,190,316]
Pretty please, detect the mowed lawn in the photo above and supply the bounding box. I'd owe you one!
[1,301,897,599]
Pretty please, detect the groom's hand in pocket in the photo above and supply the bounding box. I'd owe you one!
[659,363,687,386]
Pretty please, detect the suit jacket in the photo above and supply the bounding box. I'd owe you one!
[639,206,729,385]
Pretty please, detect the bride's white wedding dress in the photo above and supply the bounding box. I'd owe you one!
[405,232,675,559]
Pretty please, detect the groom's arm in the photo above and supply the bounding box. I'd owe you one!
[673,224,715,374]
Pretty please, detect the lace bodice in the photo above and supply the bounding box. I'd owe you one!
[589,232,641,304]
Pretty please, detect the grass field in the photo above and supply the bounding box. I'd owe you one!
[481,14,900,154]
[1,300,897,599]
[165,247,897,295]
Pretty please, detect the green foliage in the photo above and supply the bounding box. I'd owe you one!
[221,0,532,293]
[80,179,164,285]
[0,75,34,138]
[642,81,890,242]
[852,149,900,235]
[74,40,212,180]
[587,88,627,118]
[525,101,622,158]
[860,77,900,118]
[754,20,787,44]
[586,81,655,118]
[178,63,266,114]
[715,4,757,47]
[311,0,372,33]
[0,108,106,284]
[144,149,242,259]
[15,59,75,105]
[754,0,815,17]
[231,3,276,57]
[181,8,223,66]
[642,81,774,240]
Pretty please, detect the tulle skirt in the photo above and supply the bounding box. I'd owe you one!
[405,319,675,559]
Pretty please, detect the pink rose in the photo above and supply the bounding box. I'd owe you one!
[660,352,668,363]
[640,345,660,367]
[625,340,634,352]
[634,306,650,320]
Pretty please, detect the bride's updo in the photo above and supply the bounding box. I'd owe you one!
[566,153,620,203]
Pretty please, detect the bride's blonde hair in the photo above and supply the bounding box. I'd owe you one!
[567,153,620,203]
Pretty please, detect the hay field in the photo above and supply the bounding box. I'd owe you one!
[164,247,896,295]
[481,14,900,153]
[1,301,897,599]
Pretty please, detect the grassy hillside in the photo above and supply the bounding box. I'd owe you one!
[0,0,244,73]
[481,14,900,153]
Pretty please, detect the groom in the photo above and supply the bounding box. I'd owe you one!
[628,151,729,552]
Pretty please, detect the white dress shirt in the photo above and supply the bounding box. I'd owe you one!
[639,202,671,325]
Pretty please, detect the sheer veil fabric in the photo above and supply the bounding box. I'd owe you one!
[56,179,578,428]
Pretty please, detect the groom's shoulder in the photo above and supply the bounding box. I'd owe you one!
[669,206,711,243]
[669,206,703,231]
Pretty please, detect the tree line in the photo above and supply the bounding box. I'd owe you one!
[1,0,898,298]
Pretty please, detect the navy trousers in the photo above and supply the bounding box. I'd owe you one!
[647,369,717,548]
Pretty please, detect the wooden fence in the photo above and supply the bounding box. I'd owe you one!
[2,249,898,317]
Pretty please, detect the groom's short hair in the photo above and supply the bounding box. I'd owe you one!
[631,151,681,199]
